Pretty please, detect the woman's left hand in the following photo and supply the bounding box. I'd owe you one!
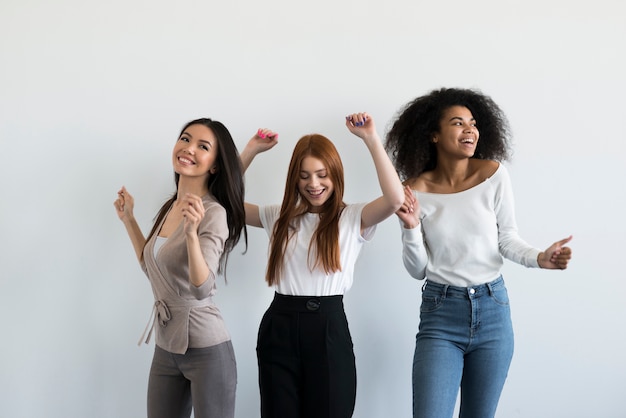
[345,112,377,141]
[181,193,205,236]
[538,235,573,269]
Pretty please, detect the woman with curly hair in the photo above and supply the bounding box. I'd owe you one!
[241,113,404,418]
[386,88,573,418]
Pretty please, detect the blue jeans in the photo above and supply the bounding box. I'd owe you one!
[413,276,514,418]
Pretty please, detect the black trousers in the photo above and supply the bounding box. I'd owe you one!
[257,292,356,418]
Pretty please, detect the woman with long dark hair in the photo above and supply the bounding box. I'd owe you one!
[114,118,245,418]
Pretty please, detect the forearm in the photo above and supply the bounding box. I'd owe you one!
[239,146,256,172]
[186,233,212,287]
[366,137,404,209]
[122,216,147,262]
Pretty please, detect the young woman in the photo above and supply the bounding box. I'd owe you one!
[240,113,405,418]
[386,88,573,418]
[113,118,245,418]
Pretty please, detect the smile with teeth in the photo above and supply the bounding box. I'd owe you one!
[460,138,475,144]
[307,189,325,197]
[178,156,195,165]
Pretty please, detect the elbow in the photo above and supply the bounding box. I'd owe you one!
[385,184,405,213]
[388,190,405,213]
[190,271,216,299]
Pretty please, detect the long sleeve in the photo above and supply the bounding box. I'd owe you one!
[494,166,540,268]
[400,220,428,280]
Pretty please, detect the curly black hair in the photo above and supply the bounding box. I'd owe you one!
[386,87,512,181]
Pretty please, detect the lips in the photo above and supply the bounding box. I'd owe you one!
[307,189,325,198]
[177,156,195,165]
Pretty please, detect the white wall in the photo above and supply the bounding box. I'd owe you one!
[1,0,624,417]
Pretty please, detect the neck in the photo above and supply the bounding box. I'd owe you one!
[433,158,471,187]
[176,176,209,199]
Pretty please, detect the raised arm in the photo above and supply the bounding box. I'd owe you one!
[240,128,279,227]
[240,128,279,172]
[114,186,147,262]
[345,113,405,230]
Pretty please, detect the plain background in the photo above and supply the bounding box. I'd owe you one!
[1,0,624,417]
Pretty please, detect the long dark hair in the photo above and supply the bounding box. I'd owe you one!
[266,134,346,285]
[386,87,512,180]
[144,118,247,277]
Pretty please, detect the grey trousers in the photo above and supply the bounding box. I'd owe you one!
[147,341,237,418]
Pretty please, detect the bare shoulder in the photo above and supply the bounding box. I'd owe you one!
[405,172,433,193]
[471,159,500,180]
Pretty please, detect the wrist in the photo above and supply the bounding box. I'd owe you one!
[403,221,419,229]
[537,252,546,268]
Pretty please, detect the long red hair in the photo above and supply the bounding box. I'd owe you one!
[266,134,346,285]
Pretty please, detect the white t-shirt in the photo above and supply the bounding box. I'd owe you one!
[260,203,376,296]
[401,163,540,287]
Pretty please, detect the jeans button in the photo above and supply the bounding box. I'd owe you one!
[469,288,476,295]
[306,299,320,311]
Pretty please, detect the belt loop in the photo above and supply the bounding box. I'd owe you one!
[442,284,449,298]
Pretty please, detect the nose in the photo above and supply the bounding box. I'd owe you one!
[463,122,475,132]
[310,176,321,187]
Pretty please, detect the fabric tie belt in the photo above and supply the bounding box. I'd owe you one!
[138,298,212,347]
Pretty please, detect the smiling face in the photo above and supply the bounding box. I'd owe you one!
[433,105,479,159]
[297,156,335,212]
[172,124,219,181]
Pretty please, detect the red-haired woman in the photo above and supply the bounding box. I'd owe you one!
[241,113,405,418]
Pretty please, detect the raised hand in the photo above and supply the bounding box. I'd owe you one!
[538,235,573,270]
[180,193,205,236]
[345,112,377,142]
[241,128,279,171]
[114,186,135,221]
[248,128,279,154]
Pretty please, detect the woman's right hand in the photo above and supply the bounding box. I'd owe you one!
[114,186,135,222]
[247,128,279,155]
[241,129,279,171]
[396,185,420,229]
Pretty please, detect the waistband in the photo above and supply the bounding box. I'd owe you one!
[269,292,344,313]
[423,275,505,297]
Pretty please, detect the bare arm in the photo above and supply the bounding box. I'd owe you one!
[114,187,146,262]
[180,193,212,287]
[240,128,279,171]
[241,128,279,228]
[345,113,405,230]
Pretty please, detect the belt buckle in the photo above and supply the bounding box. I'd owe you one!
[306,298,321,311]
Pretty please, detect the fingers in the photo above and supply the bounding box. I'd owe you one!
[251,129,279,153]
[345,112,370,127]
[114,186,130,215]
[557,235,573,246]
[257,128,279,140]
[181,193,205,224]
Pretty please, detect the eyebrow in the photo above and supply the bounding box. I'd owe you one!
[181,132,212,146]
[300,169,327,174]
[448,116,476,122]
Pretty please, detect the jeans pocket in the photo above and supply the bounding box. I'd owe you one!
[420,291,444,313]
[490,286,510,306]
